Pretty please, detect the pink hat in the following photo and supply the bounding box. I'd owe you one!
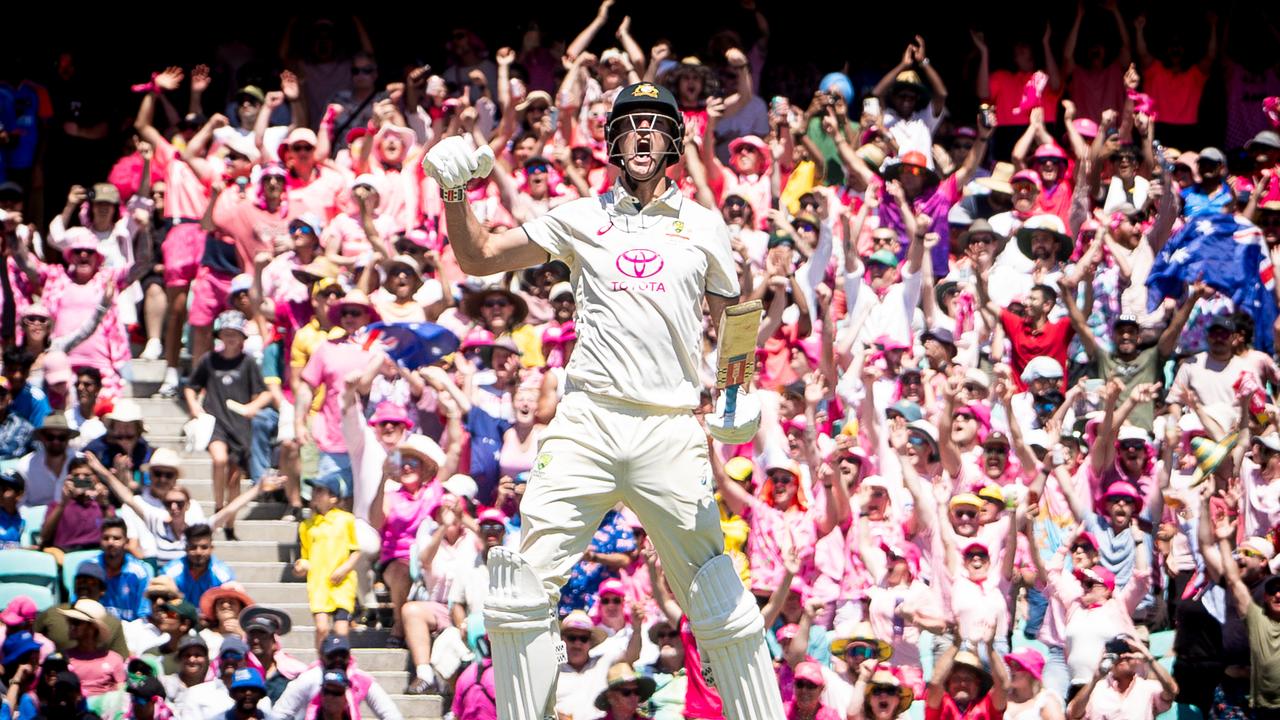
[0,596,39,626]
[1011,169,1043,189]
[728,135,772,175]
[956,404,992,435]
[41,350,73,387]
[1072,118,1099,139]
[460,327,497,351]
[478,508,507,525]
[1072,531,1100,552]
[62,227,102,263]
[1100,481,1144,512]
[793,661,826,687]
[776,623,801,644]
[278,127,319,160]
[20,304,49,320]
[874,334,910,353]
[1005,648,1045,682]
[367,402,411,428]
[880,541,921,576]
[542,321,577,346]
[1032,143,1069,161]
[961,541,990,557]
[1073,565,1116,593]
[598,579,626,598]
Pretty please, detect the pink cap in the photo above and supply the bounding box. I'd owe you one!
[0,596,39,626]
[460,327,496,351]
[478,508,507,525]
[874,334,910,353]
[367,402,411,428]
[1032,143,1069,161]
[956,404,992,434]
[961,541,990,557]
[880,541,921,576]
[41,350,73,388]
[728,135,772,174]
[1072,531,1100,551]
[542,321,577,346]
[598,579,626,598]
[793,661,826,687]
[776,623,801,643]
[1011,169,1043,189]
[1072,118,1099,139]
[20,304,49,320]
[1074,565,1116,593]
[1005,648,1045,682]
[561,610,597,633]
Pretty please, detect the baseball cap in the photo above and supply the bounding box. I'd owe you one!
[176,635,209,656]
[1113,314,1140,329]
[306,472,345,497]
[229,274,253,296]
[1021,356,1064,383]
[724,456,754,483]
[75,561,107,584]
[126,675,166,700]
[1208,315,1236,333]
[1198,147,1227,165]
[322,634,351,657]
[866,249,900,268]
[1074,565,1116,592]
[229,667,266,692]
[219,636,249,659]
[886,400,923,423]
[214,310,250,337]
[2,631,42,666]
[0,470,25,495]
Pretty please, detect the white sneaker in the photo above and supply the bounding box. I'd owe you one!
[156,379,179,399]
[140,338,163,361]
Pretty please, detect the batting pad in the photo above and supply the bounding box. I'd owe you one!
[686,554,786,720]
[484,547,561,720]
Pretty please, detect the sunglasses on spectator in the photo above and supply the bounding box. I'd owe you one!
[599,596,623,605]
[22,316,49,324]
[768,472,795,485]
[655,629,680,640]
[484,299,511,309]
[479,521,505,533]
[352,66,378,76]
[165,499,188,509]
[795,679,820,690]
[795,222,817,233]
[292,226,317,236]
[1070,544,1094,554]
[221,651,245,661]
[845,645,876,659]
[132,695,153,706]
[907,435,927,447]
[152,470,178,480]
[1235,547,1267,560]
[871,685,899,697]
[962,383,985,393]
[964,550,989,561]
[1119,440,1146,452]
[340,308,367,318]
[290,143,315,153]
[563,633,592,644]
[953,509,978,520]
[525,164,549,175]
[42,433,70,442]
[613,686,641,697]
[725,197,747,209]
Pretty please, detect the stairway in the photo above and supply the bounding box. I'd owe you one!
[126,360,445,720]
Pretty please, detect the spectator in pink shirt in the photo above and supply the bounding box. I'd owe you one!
[1066,635,1176,720]
[925,641,1009,720]
[296,290,380,489]
[786,661,843,720]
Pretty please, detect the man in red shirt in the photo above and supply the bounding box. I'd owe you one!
[977,274,1073,391]
[926,643,1009,720]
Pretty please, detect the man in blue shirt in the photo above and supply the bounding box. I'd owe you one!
[557,508,636,615]
[2,346,51,428]
[1180,147,1233,217]
[0,377,34,461]
[163,523,235,607]
[96,517,150,621]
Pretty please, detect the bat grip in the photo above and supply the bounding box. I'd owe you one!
[723,385,739,427]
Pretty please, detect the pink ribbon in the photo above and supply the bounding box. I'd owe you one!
[1127,88,1156,119]
[131,73,159,94]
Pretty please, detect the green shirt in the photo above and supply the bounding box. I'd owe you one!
[1246,602,1280,708]
[1097,346,1162,430]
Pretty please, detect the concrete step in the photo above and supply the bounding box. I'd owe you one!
[233,520,301,543]
[223,561,303,584]
[373,694,442,720]
[195,500,291,521]
[212,541,298,563]
[125,359,170,398]
[131,396,191,420]
[279,627,395,650]
[289,647,409,672]
[240,582,310,604]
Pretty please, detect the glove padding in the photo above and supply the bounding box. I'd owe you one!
[707,391,761,445]
[422,136,495,189]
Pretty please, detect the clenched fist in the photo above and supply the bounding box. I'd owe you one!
[422,136,496,189]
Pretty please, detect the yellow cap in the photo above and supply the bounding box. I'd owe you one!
[977,485,1005,504]
[948,493,983,510]
[724,457,754,483]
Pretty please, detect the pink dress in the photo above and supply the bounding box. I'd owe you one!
[41,265,131,398]
[742,497,820,595]
[380,482,443,564]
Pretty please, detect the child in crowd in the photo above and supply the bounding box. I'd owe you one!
[294,472,360,653]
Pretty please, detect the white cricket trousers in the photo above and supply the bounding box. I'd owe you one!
[520,390,725,608]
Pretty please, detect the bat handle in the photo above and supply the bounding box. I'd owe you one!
[723,385,739,427]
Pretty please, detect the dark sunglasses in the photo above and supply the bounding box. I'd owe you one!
[795,679,820,690]
[613,687,641,697]
[846,645,876,659]
[352,66,378,76]
[795,222,817,233]
[599,596,623,605]
[1119,441,1146,452]
[953,509,978,520]
[964,551,990,561]
[165,499,188,509]
[871,685,899,697]
[340,308,367,318]
[563,634,592,644]
[22,316,50,324]
[42,433,70,442]
[483,299,511,309]
[525,164,550,175]
[1070,544,1094,553]
[768,472,795,486]
[290,143,315,153]
[152,470,178,480]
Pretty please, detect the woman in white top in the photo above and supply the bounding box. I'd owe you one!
[1003,648,1065,720]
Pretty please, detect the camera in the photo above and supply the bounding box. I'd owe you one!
[979,103,996,130]
[1104,637,1131,655]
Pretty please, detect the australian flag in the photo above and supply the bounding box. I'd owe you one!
[361,322,460,370]
[1147,212,1276,352]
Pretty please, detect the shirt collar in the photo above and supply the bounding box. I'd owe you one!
[609,179,681,216]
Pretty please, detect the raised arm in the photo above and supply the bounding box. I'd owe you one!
[1042,22,1063,92]
[972,30,990,99]
[1217,516,1254,616]
[1057,274,1102,359]
[954,112,995,188]
[1134,15,1153,68]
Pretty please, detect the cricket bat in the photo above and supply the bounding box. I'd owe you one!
[716,300,764,427]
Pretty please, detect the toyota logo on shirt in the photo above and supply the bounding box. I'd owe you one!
[616,248,664,279]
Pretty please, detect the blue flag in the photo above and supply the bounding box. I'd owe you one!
[363,322,460,370]
[1147,213,1275,352]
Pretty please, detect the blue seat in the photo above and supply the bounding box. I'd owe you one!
[61,549,102,599]
[0,583,56,612]
[0,549,58,593]
[18,505,45,546]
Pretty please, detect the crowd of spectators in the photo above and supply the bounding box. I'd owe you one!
[5,3,1280,719]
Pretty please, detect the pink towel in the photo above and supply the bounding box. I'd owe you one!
[1012,71,1048,116]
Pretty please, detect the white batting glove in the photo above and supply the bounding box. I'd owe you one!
[707,392,761,445]
[422,136,495,189]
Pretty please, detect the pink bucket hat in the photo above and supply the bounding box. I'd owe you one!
[0,596,39,626]
[367,402,412,428]
[62,227,102,263]
[1005,648,1045,682]
[1100,480,1144,512]
[728,135,772,175]
[598,579,627,598]
[1073,565,1116,593]
[1032,143,1069,161]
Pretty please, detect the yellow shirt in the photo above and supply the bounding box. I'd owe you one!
[290,319,330,412]
[509,325,545,368]
[299,507,359,613]
[718,498,751,586]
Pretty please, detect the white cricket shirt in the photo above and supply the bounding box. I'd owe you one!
[522,180,740,410]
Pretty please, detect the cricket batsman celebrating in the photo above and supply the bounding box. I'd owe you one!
[422,82,783,719]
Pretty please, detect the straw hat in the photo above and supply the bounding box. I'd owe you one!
[59,599,111,645]
[592,662,657,710]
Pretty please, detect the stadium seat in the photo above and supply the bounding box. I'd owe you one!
[0,549,58,593]
[0,582,56,612]
[60,549,102,599]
